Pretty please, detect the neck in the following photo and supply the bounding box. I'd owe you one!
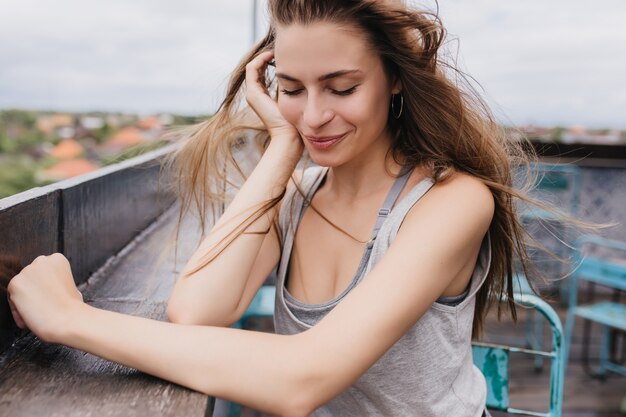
[326,132,403,200]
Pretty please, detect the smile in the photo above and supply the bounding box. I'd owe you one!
[304,133,348,150]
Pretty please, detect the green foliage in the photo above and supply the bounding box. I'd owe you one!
[92,123,111,144]
[171,114,208,125]
[0,155,41,199]
[0,110,202,200]
[0,109,49,151]
[0,132,18,153]
[100,141,169,166]
[16,129,47,147]
[550,126,565,142]
[0,109,37,129]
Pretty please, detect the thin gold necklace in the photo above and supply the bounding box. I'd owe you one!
[306,202,370,244]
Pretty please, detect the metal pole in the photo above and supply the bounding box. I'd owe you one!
[252,0,258,45]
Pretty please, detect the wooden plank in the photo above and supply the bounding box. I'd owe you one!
[0,146,176,352]
[60,146,176,285]
[0,316,211,417]
[0,188,60,352]
[0,202,212,417]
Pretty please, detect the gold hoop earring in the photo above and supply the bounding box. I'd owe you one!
[391,94,403,119]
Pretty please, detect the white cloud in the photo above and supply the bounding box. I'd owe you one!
[0,0,624,127]
[435,0,626,128]
[0,0,253,114]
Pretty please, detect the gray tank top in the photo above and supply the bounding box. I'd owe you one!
[275,166,490,417]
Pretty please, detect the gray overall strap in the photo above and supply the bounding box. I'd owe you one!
[367,168,413,248]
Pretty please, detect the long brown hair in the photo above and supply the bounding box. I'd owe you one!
[167,0,543,338]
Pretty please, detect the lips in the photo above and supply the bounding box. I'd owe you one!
[305,134,345,142]
[304,133,348,150]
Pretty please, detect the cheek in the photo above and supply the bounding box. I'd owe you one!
[343,94,388,129]
[277,97,300,126]
[369,91,392,129]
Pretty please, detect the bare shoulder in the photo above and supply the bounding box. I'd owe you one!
[405,170,495,234]
[432,171,494,208]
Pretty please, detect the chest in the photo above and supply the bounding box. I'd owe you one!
[282,168,426,305]
[285,198,379,305]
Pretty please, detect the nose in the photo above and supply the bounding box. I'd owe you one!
[302,93,333,129]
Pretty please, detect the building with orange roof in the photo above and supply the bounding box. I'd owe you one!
[101,126,148,154]
[38,159,100,182]
[36,114,74,136]
[49,138,85,160]
[137,116,161,131]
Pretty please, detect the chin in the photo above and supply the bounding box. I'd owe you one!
[306,150,345,168]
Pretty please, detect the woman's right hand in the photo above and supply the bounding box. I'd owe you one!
[245,51,302,147]
[7,253,85,344]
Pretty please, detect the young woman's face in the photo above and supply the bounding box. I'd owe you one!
[274,22,399,167]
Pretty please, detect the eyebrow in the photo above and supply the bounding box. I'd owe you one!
[276,69,363,82]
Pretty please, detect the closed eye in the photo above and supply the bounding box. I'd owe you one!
[332,85,360,96]
[280,84,361,97]
[280,88,304,96]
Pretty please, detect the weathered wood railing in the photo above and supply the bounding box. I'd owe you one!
[2,142,626,416]
[0,145,215,416]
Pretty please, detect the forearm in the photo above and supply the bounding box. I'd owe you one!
[203,138,300,237]
[62,304,310,417]
[170,138,300,322]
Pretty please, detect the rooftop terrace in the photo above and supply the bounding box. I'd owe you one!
[0,147,625,416]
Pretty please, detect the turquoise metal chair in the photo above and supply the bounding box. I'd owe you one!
[513,163,581,371]
[563,235,626,378]
[473,293,564,417]
[516,162,582,295]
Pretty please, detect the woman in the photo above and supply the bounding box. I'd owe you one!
[8,1,532,416]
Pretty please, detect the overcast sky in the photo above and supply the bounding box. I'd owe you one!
[0,0,624,128]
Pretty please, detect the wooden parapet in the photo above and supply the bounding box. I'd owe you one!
[0,147,214,416]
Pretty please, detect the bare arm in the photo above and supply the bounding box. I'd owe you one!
[8,173,493,417]
[167,139,298,326]
[168,50,303,326]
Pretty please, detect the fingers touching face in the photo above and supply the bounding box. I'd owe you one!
[273,22,396,167]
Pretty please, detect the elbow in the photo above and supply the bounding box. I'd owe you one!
[290,396,319,417]
[280,379,329,417]
[277,350,334,417]
[166,301,197,325]
[166,297,236,327]
[275,387,318,417]
[280,335,360,416]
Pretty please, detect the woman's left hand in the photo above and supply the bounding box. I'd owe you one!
[7,253,85,344]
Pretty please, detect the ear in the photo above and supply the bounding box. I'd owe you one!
[390,77,402,95]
